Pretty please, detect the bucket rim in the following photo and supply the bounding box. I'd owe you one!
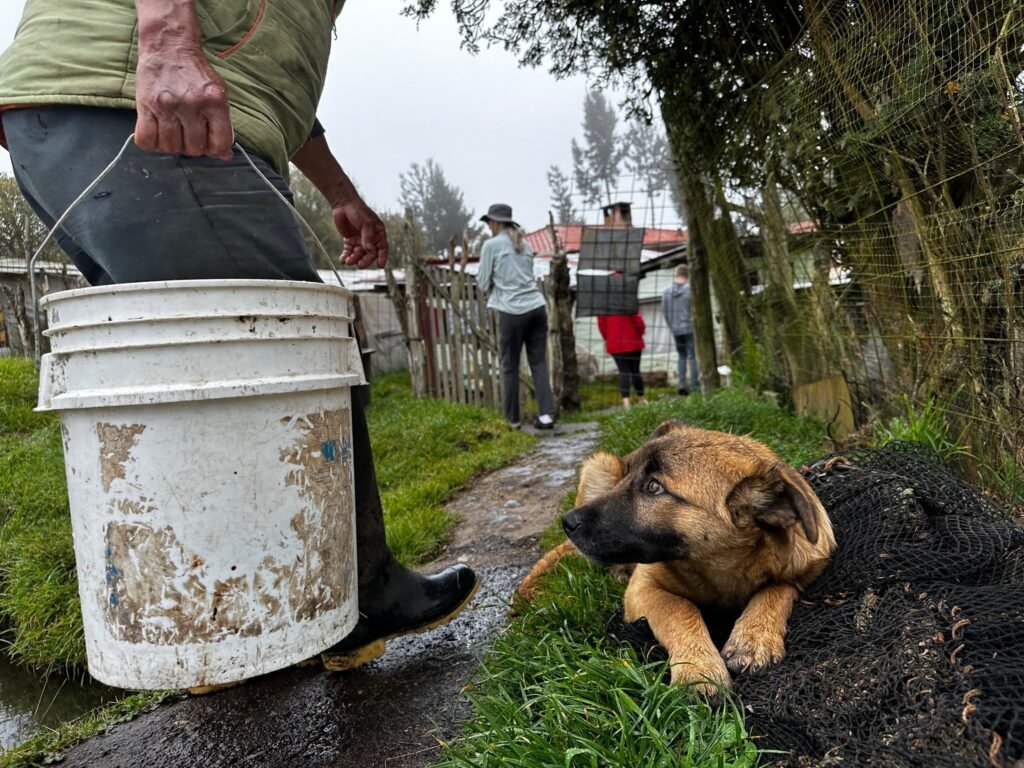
[39,279,352,307]
[43,310,354,337]
[37,371,365,411]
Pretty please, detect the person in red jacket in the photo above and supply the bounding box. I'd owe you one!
[597,311,647,408]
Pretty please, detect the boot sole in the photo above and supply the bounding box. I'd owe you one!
[187,679,245,696]
[321,578,481,672]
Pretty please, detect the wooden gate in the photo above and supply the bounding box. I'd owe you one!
[416,259,508,407]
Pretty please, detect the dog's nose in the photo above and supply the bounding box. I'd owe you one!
[562,509,582,535]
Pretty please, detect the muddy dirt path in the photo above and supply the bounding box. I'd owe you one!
[59,422,599,768]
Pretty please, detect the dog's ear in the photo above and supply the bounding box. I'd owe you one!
[576,452,625,505]
[727,464,823,544]
[649,420,688,441]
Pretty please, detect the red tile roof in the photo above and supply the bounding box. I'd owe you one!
[524,225,688,255]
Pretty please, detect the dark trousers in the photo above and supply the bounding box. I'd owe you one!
[498,306,555,424]
[673,332,699,393]
[3,106,320,285]
[611,351,644,398]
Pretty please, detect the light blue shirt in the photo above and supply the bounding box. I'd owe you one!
[477,232,546,315]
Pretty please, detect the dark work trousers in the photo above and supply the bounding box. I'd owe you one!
[497,305,555,424]
[2,106,321,285]
[611,351,644,399]
[3,105,389,585]
[673,332,700,393]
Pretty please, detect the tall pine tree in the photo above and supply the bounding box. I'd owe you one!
[546,165,579,225]
[398,159,477,254]
[571,92,624,207]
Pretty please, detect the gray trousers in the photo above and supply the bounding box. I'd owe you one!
[497,305,555,424]
[3,106,320,284]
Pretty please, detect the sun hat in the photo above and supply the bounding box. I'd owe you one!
[480,203,520,229]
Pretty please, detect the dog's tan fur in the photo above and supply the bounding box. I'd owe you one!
[518,420,835,695]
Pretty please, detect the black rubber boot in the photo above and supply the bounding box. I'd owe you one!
[321,387,479,672]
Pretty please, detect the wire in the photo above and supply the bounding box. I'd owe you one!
[30,135,346,368]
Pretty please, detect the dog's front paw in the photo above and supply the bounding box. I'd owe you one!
[721,631,785,676]
[669,652,731,700]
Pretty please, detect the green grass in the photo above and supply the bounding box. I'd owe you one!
[558,380,679,423]
[871,392,973,463]
[595,388,826,467]
[0,360,533,764]
[0,358,79,672]
[432,387,827,768]
[434,560,760,768]
[369,371,535,564]
[0,359,52,438]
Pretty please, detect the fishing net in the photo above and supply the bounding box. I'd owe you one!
[613,443,1024,767]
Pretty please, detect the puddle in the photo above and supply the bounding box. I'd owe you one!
[0,656,114,749]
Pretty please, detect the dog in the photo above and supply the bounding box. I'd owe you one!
[518,420,835,696]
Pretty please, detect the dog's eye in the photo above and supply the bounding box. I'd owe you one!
[645,479,665,495]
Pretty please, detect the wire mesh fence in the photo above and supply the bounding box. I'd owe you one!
[1,0,1021,506]
[520,0,1024,506]
[693,0,1024,503]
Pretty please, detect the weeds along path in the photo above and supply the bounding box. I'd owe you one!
[57,422,600,768]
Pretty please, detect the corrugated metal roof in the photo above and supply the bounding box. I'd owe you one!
[0,261,82,277]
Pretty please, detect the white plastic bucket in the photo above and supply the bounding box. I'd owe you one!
[36,280,365,690]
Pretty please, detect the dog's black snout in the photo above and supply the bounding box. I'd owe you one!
[562,509,582,536]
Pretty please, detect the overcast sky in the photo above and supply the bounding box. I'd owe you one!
[0,1,622,231]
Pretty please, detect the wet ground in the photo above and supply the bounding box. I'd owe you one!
[58,422,599,768]
[0,657,113,750]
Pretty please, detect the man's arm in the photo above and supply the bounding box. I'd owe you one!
[134,0,233,159]
[292,134,388,269]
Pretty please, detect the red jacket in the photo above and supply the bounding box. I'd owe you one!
[597,313,646,355]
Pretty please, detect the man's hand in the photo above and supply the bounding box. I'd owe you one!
[135,52,234,159]
[293,134,389,268]
[134,0,234,159]
[334,200,389,269]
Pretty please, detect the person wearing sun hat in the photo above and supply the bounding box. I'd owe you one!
[477,203,556,430]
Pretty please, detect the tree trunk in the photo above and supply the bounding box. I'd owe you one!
[673,162,720,393]
[545,217,580,412]
[707,177,748,361]
[0,284,32,357]
[760,176,830,386]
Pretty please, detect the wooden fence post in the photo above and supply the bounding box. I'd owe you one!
[546,214,581,412]
[386,213,430,398]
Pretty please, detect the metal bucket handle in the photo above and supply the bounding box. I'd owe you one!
[28,134,346,369]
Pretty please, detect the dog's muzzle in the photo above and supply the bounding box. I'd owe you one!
[562,509,583,537]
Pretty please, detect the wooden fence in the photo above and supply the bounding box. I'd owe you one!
[384,240,536,410]
[418,260,506,407]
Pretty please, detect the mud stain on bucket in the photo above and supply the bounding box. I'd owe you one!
[103,523,288,643]
[97,423,146,492]
[278,409,354,622]
[104,523,211,644]
[101,409,355,646]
